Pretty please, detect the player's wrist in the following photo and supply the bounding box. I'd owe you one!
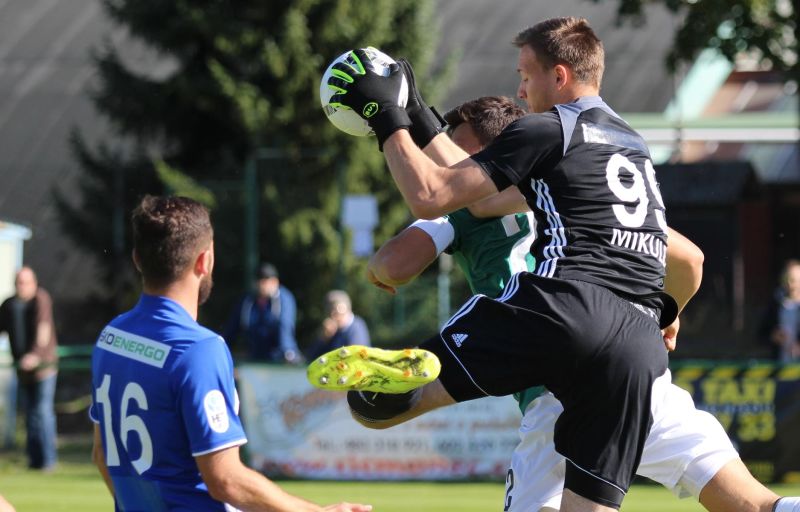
[407,104,445,148]
[369,106,412,150]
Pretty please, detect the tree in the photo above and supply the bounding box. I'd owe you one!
[58,0,448,343]
[601,0,797,74]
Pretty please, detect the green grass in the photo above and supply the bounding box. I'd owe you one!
[2,437,799,511]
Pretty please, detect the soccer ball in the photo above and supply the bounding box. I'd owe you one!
[319,47,409,137]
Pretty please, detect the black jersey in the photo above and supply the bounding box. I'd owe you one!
[473,96,669,306]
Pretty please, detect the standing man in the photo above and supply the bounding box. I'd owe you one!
[0,266,58,471]
[314,17,799,512]
[223,263,302,364]
[90,195,370,512]
[363,94,798,512]
[305,290,371,361]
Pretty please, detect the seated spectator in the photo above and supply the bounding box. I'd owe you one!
[222,263,302,364]
[760,259,800,362]
[306,290,370,361]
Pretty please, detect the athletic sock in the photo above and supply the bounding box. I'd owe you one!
[347,388,422,422]
[774,497,800,512]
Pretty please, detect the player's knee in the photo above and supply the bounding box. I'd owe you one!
[346,389,421,426]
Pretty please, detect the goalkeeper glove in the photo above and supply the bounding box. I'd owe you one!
[327,48,411,149]
[397,58,445,148]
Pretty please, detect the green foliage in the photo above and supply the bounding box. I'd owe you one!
[600,0,797,74]
[153,159,217,208]
[61,0,448,342]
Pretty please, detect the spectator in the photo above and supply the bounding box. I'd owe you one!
[760,259,800,362]
[222,263,302,364]
[306,290,370,361]
[0,267,58,470]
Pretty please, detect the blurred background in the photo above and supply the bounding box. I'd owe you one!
[0,0,798,509]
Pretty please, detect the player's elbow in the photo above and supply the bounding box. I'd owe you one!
[688,246,705,271]
[681,245,705,287]
[204,474,238,503]
[408,201,444,221]
[372,253,415,286]
[404,190,447,220]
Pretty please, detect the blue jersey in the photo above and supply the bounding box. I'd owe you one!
[89,295,247,512]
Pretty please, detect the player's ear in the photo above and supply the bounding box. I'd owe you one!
[195,242,214,277]
[131,249,142,272]
[554,64,569,89]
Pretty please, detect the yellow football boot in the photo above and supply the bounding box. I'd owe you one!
[307,345,441,393]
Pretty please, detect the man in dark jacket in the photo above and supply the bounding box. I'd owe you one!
[222,263,302,364]
[0,266,58,470]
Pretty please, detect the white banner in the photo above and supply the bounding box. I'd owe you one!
[237,364,522,480]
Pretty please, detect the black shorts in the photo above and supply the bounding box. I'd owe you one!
[419,272,668,509]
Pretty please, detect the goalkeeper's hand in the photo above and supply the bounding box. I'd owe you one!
[327,48,411,149]
[396,58,445,148]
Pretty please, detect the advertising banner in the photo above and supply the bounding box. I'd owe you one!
[237,365,521,480]
[238,362,800,482]
[672,362,800,483]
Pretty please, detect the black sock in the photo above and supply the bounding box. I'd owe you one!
[347,389,422,422]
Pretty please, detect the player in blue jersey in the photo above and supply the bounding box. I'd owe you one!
[90,196,371,512]
[317,16,800,512]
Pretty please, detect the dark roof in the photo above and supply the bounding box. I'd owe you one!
[436,0,683,112]
[656,161,763,206]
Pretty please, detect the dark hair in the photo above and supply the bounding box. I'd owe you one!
[444,96,527,146]
[131,195,213,287]
[513,17,604,87]
[257,263,279,280]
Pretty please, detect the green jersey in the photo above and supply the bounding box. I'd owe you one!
[411,208,544,413]
[445,209,537,297]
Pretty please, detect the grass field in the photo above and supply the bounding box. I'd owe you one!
[2,437,799,511]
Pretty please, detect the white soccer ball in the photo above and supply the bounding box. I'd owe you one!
[320,47,409,137]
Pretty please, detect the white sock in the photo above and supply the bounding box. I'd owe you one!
[774,497,800,512]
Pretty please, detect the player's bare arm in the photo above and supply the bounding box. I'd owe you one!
[664,227,704,313]
[468,186,530,218]
[383,130,498,219]
[368,226,439,293]
[660,227,704,350]
[91,424,115,498]
[422,131,470,166]
[196,446,372,512]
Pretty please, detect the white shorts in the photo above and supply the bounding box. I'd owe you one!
[505,370,740,511]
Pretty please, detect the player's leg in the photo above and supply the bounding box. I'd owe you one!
[560,490,617,512]
[503,392,565,512]
[429,275,668,511]
[547,285,668,512]
[307,343,451,428]
[346,379,455,429]
[636,371,800,512]
[698,458,780,512]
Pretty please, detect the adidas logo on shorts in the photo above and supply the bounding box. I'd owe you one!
[451,333,469,347]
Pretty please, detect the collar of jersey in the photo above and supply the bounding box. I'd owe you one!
[137,294,195,323]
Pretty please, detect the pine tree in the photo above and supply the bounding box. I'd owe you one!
[59,0,448,341]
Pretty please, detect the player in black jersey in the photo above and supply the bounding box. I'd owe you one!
[322,17,800,512]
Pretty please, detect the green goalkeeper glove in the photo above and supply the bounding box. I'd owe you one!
[327,48,411,149]
[397,58,445,148]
